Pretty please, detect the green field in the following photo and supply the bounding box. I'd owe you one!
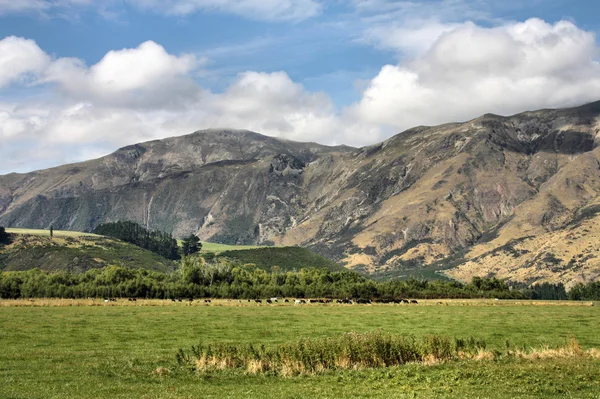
[200,241,267,252]
[1,300,599,399]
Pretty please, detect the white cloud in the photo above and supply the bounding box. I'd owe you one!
[0,36,50,88]
[0,38,363,173]
[43,41,204,108]
[352,18,600,130]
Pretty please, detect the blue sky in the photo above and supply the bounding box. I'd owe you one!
[1,0,600,173]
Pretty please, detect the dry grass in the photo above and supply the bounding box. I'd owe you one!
[177,334,600,377]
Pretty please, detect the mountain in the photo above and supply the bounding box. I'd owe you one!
[2,102,600,287]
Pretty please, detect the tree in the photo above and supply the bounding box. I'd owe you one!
[50,225,54,239]
[182,234,201,256]
[0,226,11,245]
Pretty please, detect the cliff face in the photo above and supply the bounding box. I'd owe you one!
[2,102,600,286]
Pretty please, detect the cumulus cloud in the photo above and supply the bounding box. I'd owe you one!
[352,18,600,130]
[0,36,50,88]
[43,41,204,108]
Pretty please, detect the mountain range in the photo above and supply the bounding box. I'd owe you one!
[2,101,600,287]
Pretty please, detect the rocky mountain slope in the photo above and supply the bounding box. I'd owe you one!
[2,102,600,286]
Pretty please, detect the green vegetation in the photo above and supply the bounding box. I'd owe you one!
[0,226,10,245]
[94,221,180,260]
[217,246,344,272]
[569,281,600,300]
[181,234,202,256]
[0,260,578,300]
[177,332,488,375]
[0,302,599,398]
[0,234,175,274]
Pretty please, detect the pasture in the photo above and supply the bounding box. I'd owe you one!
[200,241,269,252]
[0,299,599,398]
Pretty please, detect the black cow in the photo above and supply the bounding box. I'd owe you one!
[410,300,418,304]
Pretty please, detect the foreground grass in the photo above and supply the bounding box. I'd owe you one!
[1,301,599,398]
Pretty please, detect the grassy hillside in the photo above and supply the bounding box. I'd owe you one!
[0,230,175,273]
[217,246,344,272]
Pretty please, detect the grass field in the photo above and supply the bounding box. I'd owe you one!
[1,300,599,398]
[200,241,266,252]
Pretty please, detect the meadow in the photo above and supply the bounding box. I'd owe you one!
[1,299,599,399]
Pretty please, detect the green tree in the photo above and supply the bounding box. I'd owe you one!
[181,234,201,256]
[0,226,11,245]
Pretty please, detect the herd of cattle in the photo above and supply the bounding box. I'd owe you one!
[102,297,422,305]
[161,297,421,305]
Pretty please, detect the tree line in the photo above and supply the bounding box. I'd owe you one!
[93,221,201,260]
[1,257,593,300]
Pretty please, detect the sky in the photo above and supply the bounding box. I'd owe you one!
[1,0,600,174]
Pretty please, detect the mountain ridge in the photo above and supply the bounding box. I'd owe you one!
[2,101,600,287]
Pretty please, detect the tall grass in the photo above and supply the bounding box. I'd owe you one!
[176,332,487,376]
[176,333,600,376]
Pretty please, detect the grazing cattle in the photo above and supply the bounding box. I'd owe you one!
[254,299,262,304]
[178,299,183,303]
[247,299,251,302]
[284,299,289,303]
[270,297,279,302]
[410,300,418,304]
[294,299,302,305]
[355,298,371,304]
[401,299,409,304]
[204,299,211,304]
[188,298,193,303]
[171,299,176,302]
[266,299,273,304]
